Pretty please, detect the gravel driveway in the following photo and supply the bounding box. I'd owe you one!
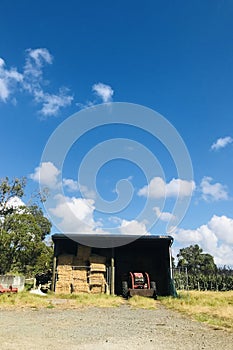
[0,304,232,349]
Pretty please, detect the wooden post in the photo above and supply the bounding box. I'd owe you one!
[110,248,115,295]
[51,255,57,292]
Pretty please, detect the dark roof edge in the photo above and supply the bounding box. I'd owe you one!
[52,233,174,242]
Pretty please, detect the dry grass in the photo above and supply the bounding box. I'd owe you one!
[0,291,159,310]
[0,292,50,309]
[0,291,126,309]
[160,290,233,331]
[127,295,157,309]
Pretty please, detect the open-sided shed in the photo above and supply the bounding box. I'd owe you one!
[52,234,175,296]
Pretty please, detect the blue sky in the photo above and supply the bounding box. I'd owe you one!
[1,0,233,265]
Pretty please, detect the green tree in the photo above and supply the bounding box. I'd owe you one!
[0,177,53,276]
[177,244,217,275]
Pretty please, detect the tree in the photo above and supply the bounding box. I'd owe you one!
[177,244,217,275]
[0,177,53,276]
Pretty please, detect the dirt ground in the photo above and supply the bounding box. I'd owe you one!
[0,303,233,349]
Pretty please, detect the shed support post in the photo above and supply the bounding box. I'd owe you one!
[51,255,57,292]
[169,246,173,279]
[110,248,115,295]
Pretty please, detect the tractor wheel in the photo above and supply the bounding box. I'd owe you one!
[150,281,157,300]
[122,281,129,299]
[150,281,156,289]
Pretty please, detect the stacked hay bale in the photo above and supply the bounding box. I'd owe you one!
[55,254,73,294]
[89,255,106,294]
[72,245,91,294]
[55,246,108,295]
[71,267,89,293]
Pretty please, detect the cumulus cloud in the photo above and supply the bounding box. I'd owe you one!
[63,178,79,192]
[30,161,60,189]
[0,57,23,102]
[200,176,228,201]
[30,162,149,236]
[211,136,233,151]
[50,194,97,233]
[153,206,175,222]
[173,215,233,266]
[208,215,233,244]
[138,177,195,199]
[92,83,114,103]
[79,184,96,199]
[119,219,149,235]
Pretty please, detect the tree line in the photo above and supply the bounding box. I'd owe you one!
[173,244,233,291]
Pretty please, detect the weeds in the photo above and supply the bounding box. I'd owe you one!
[160,290,233,331]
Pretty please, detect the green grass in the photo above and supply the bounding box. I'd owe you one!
[160,290,233,331]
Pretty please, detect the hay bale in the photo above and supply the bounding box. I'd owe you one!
[90,263,106,272]
[89,272,105,285]
[90,285,105,294]
[55,281,71,294]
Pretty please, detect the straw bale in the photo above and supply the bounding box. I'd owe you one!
[57,265,72,272]
[89,272,106,286]
[90,263,106,272]
[55,281,71,294]
[73,283,90,293]
[90,285,105,294]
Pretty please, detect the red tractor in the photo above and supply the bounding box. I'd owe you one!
[122,272,157,299]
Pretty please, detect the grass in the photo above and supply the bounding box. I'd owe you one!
[0,291,158,310]
[160,290,233,332]
[127,295,157,309]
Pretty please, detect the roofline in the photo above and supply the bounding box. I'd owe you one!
[52,233,174,243]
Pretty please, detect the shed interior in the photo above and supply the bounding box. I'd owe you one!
[52,234,174,296]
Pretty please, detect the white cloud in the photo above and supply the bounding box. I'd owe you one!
[30,161,60,189]
[0,49,115,116]
[211,136,233,151]
[153,206,175,222]
[79,184,96,199]
[138,177,195,199]
[173,215,233,266]
[63,178,79,192]
[208,215,233,244]
[27,48,53,67]
[0,48,73,117]
[63,179,96,199]
[50,194,97,233]
[92,83,114,103]
[23,49,73,117]
[34,88,73,117]
[23,48,53,84]
[119,219,149,235]
[6,196,25,209]
[200,176,228,201]
[0,57,23,102]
